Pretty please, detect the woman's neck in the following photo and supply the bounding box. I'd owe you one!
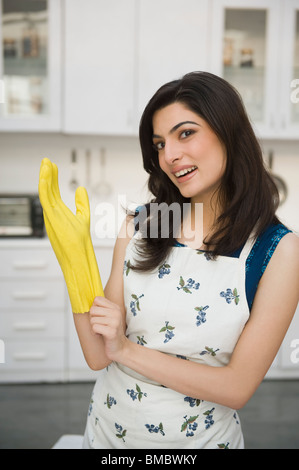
[176,197,220,249]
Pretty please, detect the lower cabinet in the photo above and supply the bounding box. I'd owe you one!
[0,241,112,383]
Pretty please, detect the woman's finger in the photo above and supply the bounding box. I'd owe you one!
[75,186,90,225]
[39,158,56,209]
[92,296,115,308]
[52,161,62,202]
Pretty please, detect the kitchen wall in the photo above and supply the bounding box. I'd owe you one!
[0,133,298,239]
[0,132,150,240]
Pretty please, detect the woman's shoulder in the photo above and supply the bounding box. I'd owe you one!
[247,222,298,280]
[251,223,293,260]
[245,223,298,310]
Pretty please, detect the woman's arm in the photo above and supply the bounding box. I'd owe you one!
[73,216,133,370]
[91,232,299,409]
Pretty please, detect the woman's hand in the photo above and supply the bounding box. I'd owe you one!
[89,296,128,362]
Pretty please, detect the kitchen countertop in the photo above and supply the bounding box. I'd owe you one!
[0,236,115,248]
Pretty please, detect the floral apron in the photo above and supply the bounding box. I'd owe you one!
[83,233,255,449]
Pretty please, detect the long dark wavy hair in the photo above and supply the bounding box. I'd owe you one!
[132,71,281,271]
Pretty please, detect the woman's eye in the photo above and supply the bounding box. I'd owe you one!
[181,129,194,139]
[153,141,165,151]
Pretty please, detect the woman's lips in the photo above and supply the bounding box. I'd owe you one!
[172,165,198,183]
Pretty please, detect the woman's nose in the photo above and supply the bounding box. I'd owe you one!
[164,141,183,164]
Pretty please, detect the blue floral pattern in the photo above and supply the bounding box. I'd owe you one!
[159,321,175,343]
[199,346,220,357]
[136,335,147,346]
[104,393,117,409]
[177,276,200,293]
[123,259,133,276]
[127,384,148,402]
[184,396,201,407]
[129,293,144,316]
[220,288,240,305]
[194,305,209,326]
[115,423,127,442]
[145,422,165,436]
[158,263,171,278]
[204,408,215,429]
[181,415,199,437]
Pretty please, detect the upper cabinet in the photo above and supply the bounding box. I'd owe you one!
[280,0,299,137]
[136,0,209,125]
[209,0,299,139]
[0,0,61,131]
[63,0,209,136]
[63,0,136,136]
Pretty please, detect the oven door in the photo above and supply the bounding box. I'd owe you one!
[0,197,33,236]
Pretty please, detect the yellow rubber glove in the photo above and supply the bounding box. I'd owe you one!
[38,157,104,313]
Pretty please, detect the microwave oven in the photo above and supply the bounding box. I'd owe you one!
[0,194,44,237]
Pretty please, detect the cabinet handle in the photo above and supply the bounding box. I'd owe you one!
[13,322,47,331]
[13,261,48,270]
[13,352,46,361]
[12,291,46,300]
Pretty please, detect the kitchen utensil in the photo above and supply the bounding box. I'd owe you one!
[268,150,288,206]
[92,148,112,198]
[85,149,91,192]
[69,149,79,191]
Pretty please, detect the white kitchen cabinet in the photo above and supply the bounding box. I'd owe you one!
[210,0,299,139]
[0,243,66,383]
[63,0,210,135]
[0,0,62,131]
[279,0,299,138]
[0,240,114,383]
[63,0,136,135]
[136,0,209,123]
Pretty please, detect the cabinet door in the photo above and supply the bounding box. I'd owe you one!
[279,0,299,138]
[0,0,61,131]
[137,0,209,122]
[210,0,280,138]
[63,0,136,135]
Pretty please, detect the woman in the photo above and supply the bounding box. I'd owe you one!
[41,72,299,449]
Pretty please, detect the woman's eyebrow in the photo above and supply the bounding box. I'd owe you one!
[152,120,200,139]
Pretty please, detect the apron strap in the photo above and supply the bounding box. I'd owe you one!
[239,230,257,263]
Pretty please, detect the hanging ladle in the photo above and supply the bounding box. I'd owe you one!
[92,147,112,198]
[69,149,79,190]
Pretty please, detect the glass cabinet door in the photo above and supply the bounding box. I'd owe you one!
[222,8,267,124]
[291,9,299,125]
[1,0,48,116]
[210,0,280,137]
[0,0,61,130]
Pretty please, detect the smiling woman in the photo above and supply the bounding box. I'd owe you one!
[76,72,299,449]
[38,71,299,449]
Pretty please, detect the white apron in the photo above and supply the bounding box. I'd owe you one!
[83,233,255,449]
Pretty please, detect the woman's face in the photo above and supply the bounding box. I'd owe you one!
[152,102,227,204]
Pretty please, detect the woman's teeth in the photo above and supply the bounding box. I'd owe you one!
[175,166,197,178]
